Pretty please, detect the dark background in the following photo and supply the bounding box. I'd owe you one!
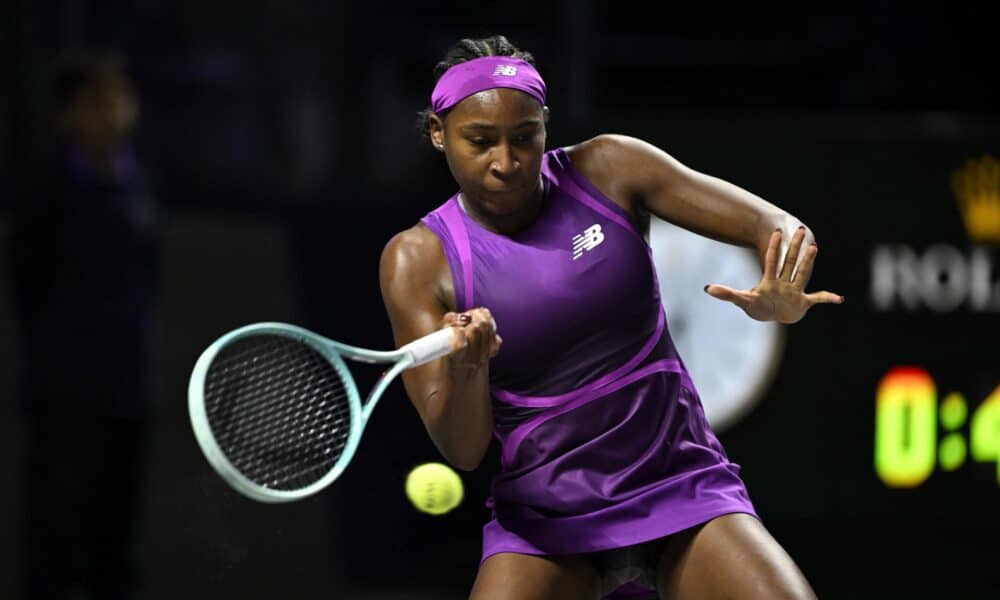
[2,2,998,598]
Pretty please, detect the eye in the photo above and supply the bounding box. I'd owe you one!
[511,130,540,145]
[469,137,492,147]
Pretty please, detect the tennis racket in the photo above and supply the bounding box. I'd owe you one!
[188,322,457,503]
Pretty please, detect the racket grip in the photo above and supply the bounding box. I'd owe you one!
[402,327,457,367]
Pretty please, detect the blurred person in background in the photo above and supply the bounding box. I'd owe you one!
[10,51,158,600]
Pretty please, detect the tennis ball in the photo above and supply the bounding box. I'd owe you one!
[405,462,464,515]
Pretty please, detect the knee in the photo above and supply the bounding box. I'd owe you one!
[757,568,817,600]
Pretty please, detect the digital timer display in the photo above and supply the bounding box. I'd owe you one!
[875,367,1000,487]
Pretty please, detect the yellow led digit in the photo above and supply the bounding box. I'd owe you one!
[875,367,937,488]
[970,385,1000,483]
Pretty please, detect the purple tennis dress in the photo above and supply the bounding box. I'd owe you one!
[421,148,757,598]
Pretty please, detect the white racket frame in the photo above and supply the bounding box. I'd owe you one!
[188,322,455,503]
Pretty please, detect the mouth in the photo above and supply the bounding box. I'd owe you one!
[483,187,521,196]
[483,179,535,194]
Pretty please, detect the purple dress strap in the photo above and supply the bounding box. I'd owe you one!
[420,196,475,311]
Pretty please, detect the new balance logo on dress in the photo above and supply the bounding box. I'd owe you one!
[493,65,518,77]
[572,224,605,260]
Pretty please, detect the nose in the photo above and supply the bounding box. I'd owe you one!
[489,143,519,179]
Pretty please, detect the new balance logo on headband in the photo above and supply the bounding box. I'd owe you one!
[572,224,605,260]
[493,65,518,77]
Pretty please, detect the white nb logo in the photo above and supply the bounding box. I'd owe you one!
[572,224,605,260]
[493,65,518,77]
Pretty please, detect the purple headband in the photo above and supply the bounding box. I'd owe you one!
[430,56,546,114]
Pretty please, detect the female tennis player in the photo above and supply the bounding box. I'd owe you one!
[379,35,841,600]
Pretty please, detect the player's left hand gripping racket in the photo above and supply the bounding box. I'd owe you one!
[188,322,457,503]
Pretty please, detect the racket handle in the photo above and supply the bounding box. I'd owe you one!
[402,327,457,367]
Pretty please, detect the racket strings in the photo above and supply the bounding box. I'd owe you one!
[208,340,348,488]
[207,346,326,432]
[203,335,352,491]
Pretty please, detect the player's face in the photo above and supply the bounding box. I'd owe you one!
[63,75,138,153]
[434,88,547,216]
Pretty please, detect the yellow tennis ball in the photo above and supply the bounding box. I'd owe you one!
[405,462,464,515]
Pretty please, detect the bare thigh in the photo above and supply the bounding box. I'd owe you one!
[469,551,602,600]
[655,513,817,600]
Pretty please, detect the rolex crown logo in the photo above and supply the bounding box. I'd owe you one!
[951,155,1000,244]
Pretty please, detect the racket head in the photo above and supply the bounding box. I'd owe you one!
[188,322,365,503]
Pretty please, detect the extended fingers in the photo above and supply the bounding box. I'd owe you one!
[792,243,818,288]
[763,229,782,280]
[780,226,806,281]
[805,290,845,305]
[704,284,754,311]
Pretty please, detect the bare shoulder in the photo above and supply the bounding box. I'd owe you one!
[563,134,653,215]
[379,223,452,309]
[564,134,689,216]
[564,134,652,175]
[380,224,445,282]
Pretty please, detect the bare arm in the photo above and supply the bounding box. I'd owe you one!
[567,134,843,322]
[379,224,501,471]
[566,134,807,272]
